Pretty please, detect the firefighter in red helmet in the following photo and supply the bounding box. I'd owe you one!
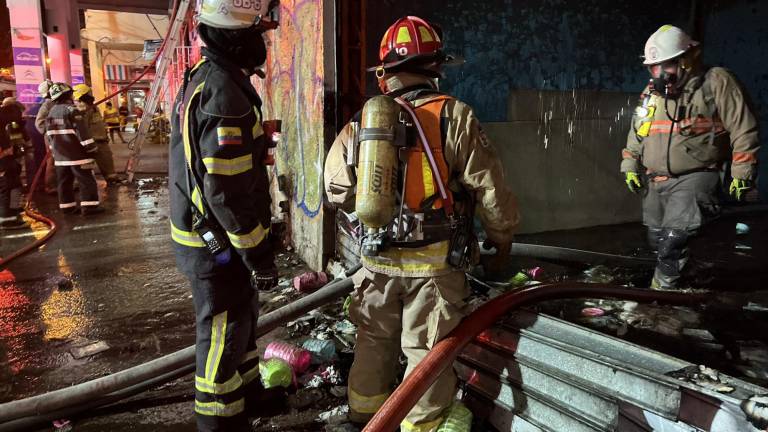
[324,16,519,431]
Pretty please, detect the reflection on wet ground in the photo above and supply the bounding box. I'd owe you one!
[0,177,194,404]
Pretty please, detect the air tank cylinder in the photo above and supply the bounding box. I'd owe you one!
[355,95,399,229]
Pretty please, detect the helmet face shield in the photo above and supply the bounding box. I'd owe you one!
[647,59,679,79]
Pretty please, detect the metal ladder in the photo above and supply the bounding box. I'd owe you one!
[125,0,191,182]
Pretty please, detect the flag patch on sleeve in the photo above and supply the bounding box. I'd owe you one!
[217,127,243,145]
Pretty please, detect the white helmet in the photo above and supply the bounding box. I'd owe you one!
[643,25,699,65]
[198,0,277,30]
[38,79,53,98]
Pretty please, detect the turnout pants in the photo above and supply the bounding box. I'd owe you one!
[0,157,23,221]
[93,140,116,178]
[55,164,99,210]
[347,267,469,432]
[187,257,261,432]
[642,171,720,288]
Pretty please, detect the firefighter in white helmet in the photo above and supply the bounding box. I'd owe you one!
[621,25,760,290]
[170,1,279,430]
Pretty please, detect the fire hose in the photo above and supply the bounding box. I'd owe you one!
[0,0,180,269]
[362,283,709,432]
[0,270,358,430]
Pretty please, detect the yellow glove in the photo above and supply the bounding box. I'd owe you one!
[729,178,753,201]
[625,172,643,193]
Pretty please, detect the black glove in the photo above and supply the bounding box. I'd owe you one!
[251,267,278,291]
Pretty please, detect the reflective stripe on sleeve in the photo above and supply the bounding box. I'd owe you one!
[202,154,253,176]
[80,138,95,147]
[170,222,205,247]
[226,224,269,249]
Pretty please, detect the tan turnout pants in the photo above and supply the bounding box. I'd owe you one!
[347,267,469,432]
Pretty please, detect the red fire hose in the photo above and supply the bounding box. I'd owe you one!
[362,282,708,432]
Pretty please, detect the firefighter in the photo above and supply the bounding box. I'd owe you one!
[73,84,120,185]
[621,25,760,290]
[324,16,519,431]
[45,82,103,215]
[169,1,280,430]
[0,98,29,229]
[103,101,124,143]
[35,79,58,194]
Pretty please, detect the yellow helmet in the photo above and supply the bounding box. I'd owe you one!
[73,84,92,101]
[197,0,278,30]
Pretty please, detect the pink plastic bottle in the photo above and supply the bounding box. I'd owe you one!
[264,342,312,374]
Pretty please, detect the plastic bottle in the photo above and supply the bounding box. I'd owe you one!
[302,339,337,364]
[264,341,312,374]
[259,358,293,389]
[509,271,529,286]
[436,402,473,432]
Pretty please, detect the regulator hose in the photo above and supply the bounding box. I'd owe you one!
[362,282,708,432]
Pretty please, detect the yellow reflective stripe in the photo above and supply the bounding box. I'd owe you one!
[349,388,390,414]
[362,241,450,272]
[396,26,412,43]
[194,398,244,417]
[401,417,444,432]
[241,363,260,385]
[252,108,264,139]
[205,311,228,382]
[191,185,204,215]
[183,81,206,168]
[421,153,435,203]
[195,372,242,395]
[202,154,252,176]
[170,221,205,247]
[226,224,269,249]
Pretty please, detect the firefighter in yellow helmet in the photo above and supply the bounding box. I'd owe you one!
[324,16,519,432]
[170,1,280,430]
[73,84,120,185]
[621,25,760,290]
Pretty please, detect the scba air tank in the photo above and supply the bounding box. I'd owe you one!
[355,95,399,229]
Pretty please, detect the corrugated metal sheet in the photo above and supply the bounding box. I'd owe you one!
[458,309,766,431]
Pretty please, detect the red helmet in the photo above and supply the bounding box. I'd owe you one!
[369,16,450,76]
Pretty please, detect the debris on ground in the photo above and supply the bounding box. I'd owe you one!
[260,358,294,389]
[294,271,329,293]
[70,341,110,359]
[55,276,74,291]
[52,419,72,431]
[265,341,312,374]
[667,365,735,393]
[318,404,350,422]
[303,339,337,364]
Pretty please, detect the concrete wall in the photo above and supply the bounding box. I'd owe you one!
[253,0,332,270]
[487,89,640,233]
[701,0,768,201]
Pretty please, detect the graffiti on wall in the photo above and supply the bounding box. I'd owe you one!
[253,0,325,218]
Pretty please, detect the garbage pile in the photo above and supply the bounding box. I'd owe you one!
[252,268,358,431]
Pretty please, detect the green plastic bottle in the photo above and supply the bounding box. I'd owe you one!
[436,402,473,432]
[259,358,293,389]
